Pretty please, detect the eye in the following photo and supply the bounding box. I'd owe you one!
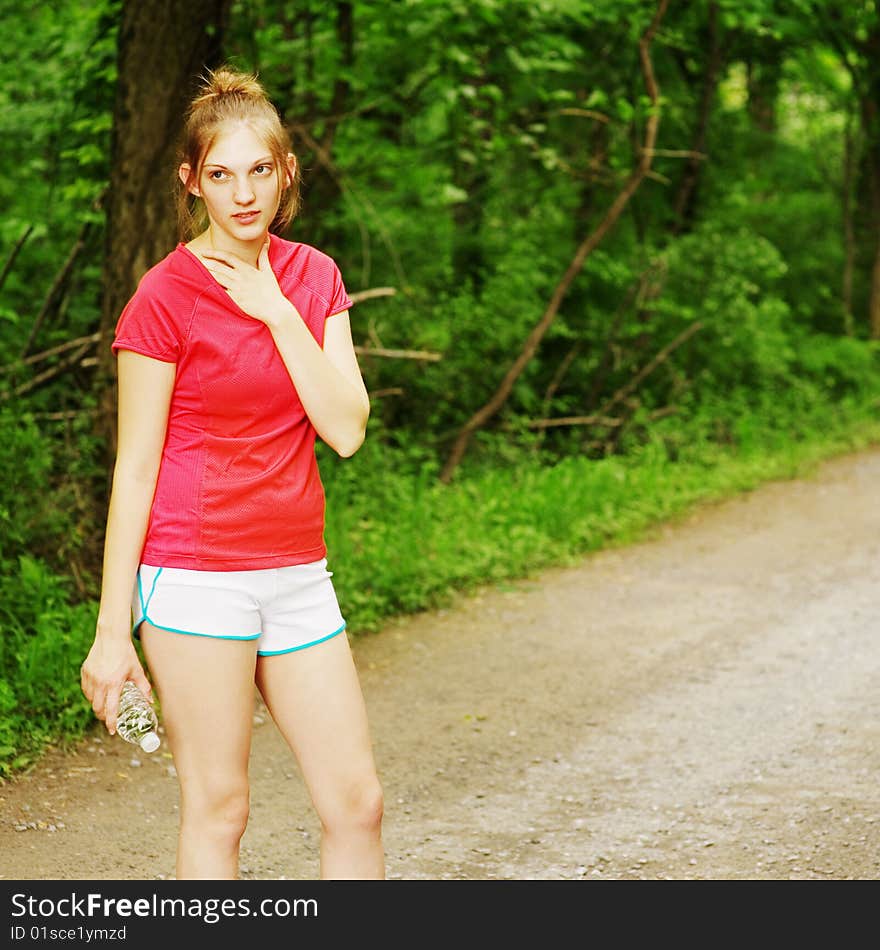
[208,170,229,181]
[253,164,273,175]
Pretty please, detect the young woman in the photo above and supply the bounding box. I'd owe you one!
[80,66,384,880]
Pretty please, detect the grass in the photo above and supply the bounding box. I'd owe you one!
[3,391,880,777]
[325,394,880,633]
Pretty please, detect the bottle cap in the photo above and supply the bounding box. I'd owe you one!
[140,731,161,753]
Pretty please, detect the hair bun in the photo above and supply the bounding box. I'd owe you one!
[194,66,265,106]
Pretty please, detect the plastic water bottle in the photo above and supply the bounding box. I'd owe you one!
[116,681,160,753]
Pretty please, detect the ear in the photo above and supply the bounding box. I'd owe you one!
[179,163,200,197]
[284,153,297,189]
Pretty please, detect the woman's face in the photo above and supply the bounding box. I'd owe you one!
[180,121,292,248]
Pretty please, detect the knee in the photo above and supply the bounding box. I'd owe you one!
[183,783,250,842]
[320,777,384,836]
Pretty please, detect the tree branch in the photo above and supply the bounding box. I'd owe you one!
[594,320,703,420]
[0,224,34,296]
[349,286,397,303]
[526,414,623,430]
[21,220,93,358]
[440,0,670,483]
[355,345,441,361]
[1,343,93,400]
[0,332,101,375]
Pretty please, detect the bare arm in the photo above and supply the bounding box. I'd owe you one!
[198,243,370,456]
[267,306,369,457]
[80,350,175,734]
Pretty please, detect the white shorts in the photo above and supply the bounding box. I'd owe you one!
[132,559,346,656]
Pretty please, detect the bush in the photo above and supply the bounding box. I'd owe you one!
[0,555,96,776]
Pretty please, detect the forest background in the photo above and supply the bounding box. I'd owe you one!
[1,0,879,777]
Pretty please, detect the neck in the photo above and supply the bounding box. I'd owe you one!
[197,224,268,267]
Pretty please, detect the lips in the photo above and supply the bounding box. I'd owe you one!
[233,211,260,224]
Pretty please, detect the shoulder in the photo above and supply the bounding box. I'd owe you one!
[132,245,212,303]
[115,246,212,353]
[271,236,343,276]
[271,236,350,314]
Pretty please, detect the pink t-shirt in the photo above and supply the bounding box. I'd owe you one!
[112,235,353,570]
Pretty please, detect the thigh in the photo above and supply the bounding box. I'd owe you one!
[141,623,258,801]
[255,633,379,811]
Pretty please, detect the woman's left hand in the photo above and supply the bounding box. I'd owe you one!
[197,241,295,328]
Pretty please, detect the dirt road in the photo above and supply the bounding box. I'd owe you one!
[2,448,880,881]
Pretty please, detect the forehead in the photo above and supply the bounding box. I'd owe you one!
[201,121,273,167]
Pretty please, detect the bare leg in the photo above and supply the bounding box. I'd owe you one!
[141,624,258,880]
[256,633,384,880]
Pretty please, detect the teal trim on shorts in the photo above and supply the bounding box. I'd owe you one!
[257,622,347,657]
[138,566,163,617]
[134,565,260,642]
[137,618,262,642]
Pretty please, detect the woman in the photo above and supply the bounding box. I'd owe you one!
[80,66,384,880]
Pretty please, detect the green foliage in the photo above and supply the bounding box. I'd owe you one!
[321,381,880,637]
[0,556,96,776]
[3,0,880,775]
[0,410,58,560]
[657,223,793,391]
[0,407,104,580]
[0,0,116,359]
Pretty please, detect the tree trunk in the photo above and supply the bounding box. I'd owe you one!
[294,1,355,249]
[745,39,783,135]
[671,1,721,234]
[450,64,493,290]
[841,114,857,334]
[863,25,880,339]
[96,0,231,459]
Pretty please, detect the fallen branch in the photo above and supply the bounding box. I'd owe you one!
[369,387,405,399]
[28,408,100,421]
[642,148,707,160]
[355,345,442,362]
[2,343,93,400]
[350,286,397,304]
[646,405,678,422]
[526,414,623,430]
[0,332,101,375]
[556,107,611,124]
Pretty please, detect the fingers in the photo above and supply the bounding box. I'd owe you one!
[86,680,114,733]
[81,639,150,737]
[105,688,120,736]
[134,669,154,704]
[198,249,240,268]
[81,669,140,736]
[79,664,91,702]
[202,264,233,289]
[197,252,236,286]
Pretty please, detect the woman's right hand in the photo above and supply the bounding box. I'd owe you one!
[80,632,153,736]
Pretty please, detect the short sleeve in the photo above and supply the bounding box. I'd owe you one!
[326,260,353,318]
[112,270,184,363]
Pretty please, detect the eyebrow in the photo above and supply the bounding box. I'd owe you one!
[203,156,274,170]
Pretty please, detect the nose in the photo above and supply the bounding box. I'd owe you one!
[233,177,255,205]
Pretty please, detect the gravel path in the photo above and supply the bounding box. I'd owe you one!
[2,448,879,880]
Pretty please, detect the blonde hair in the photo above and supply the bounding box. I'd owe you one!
[176,66,301,240]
